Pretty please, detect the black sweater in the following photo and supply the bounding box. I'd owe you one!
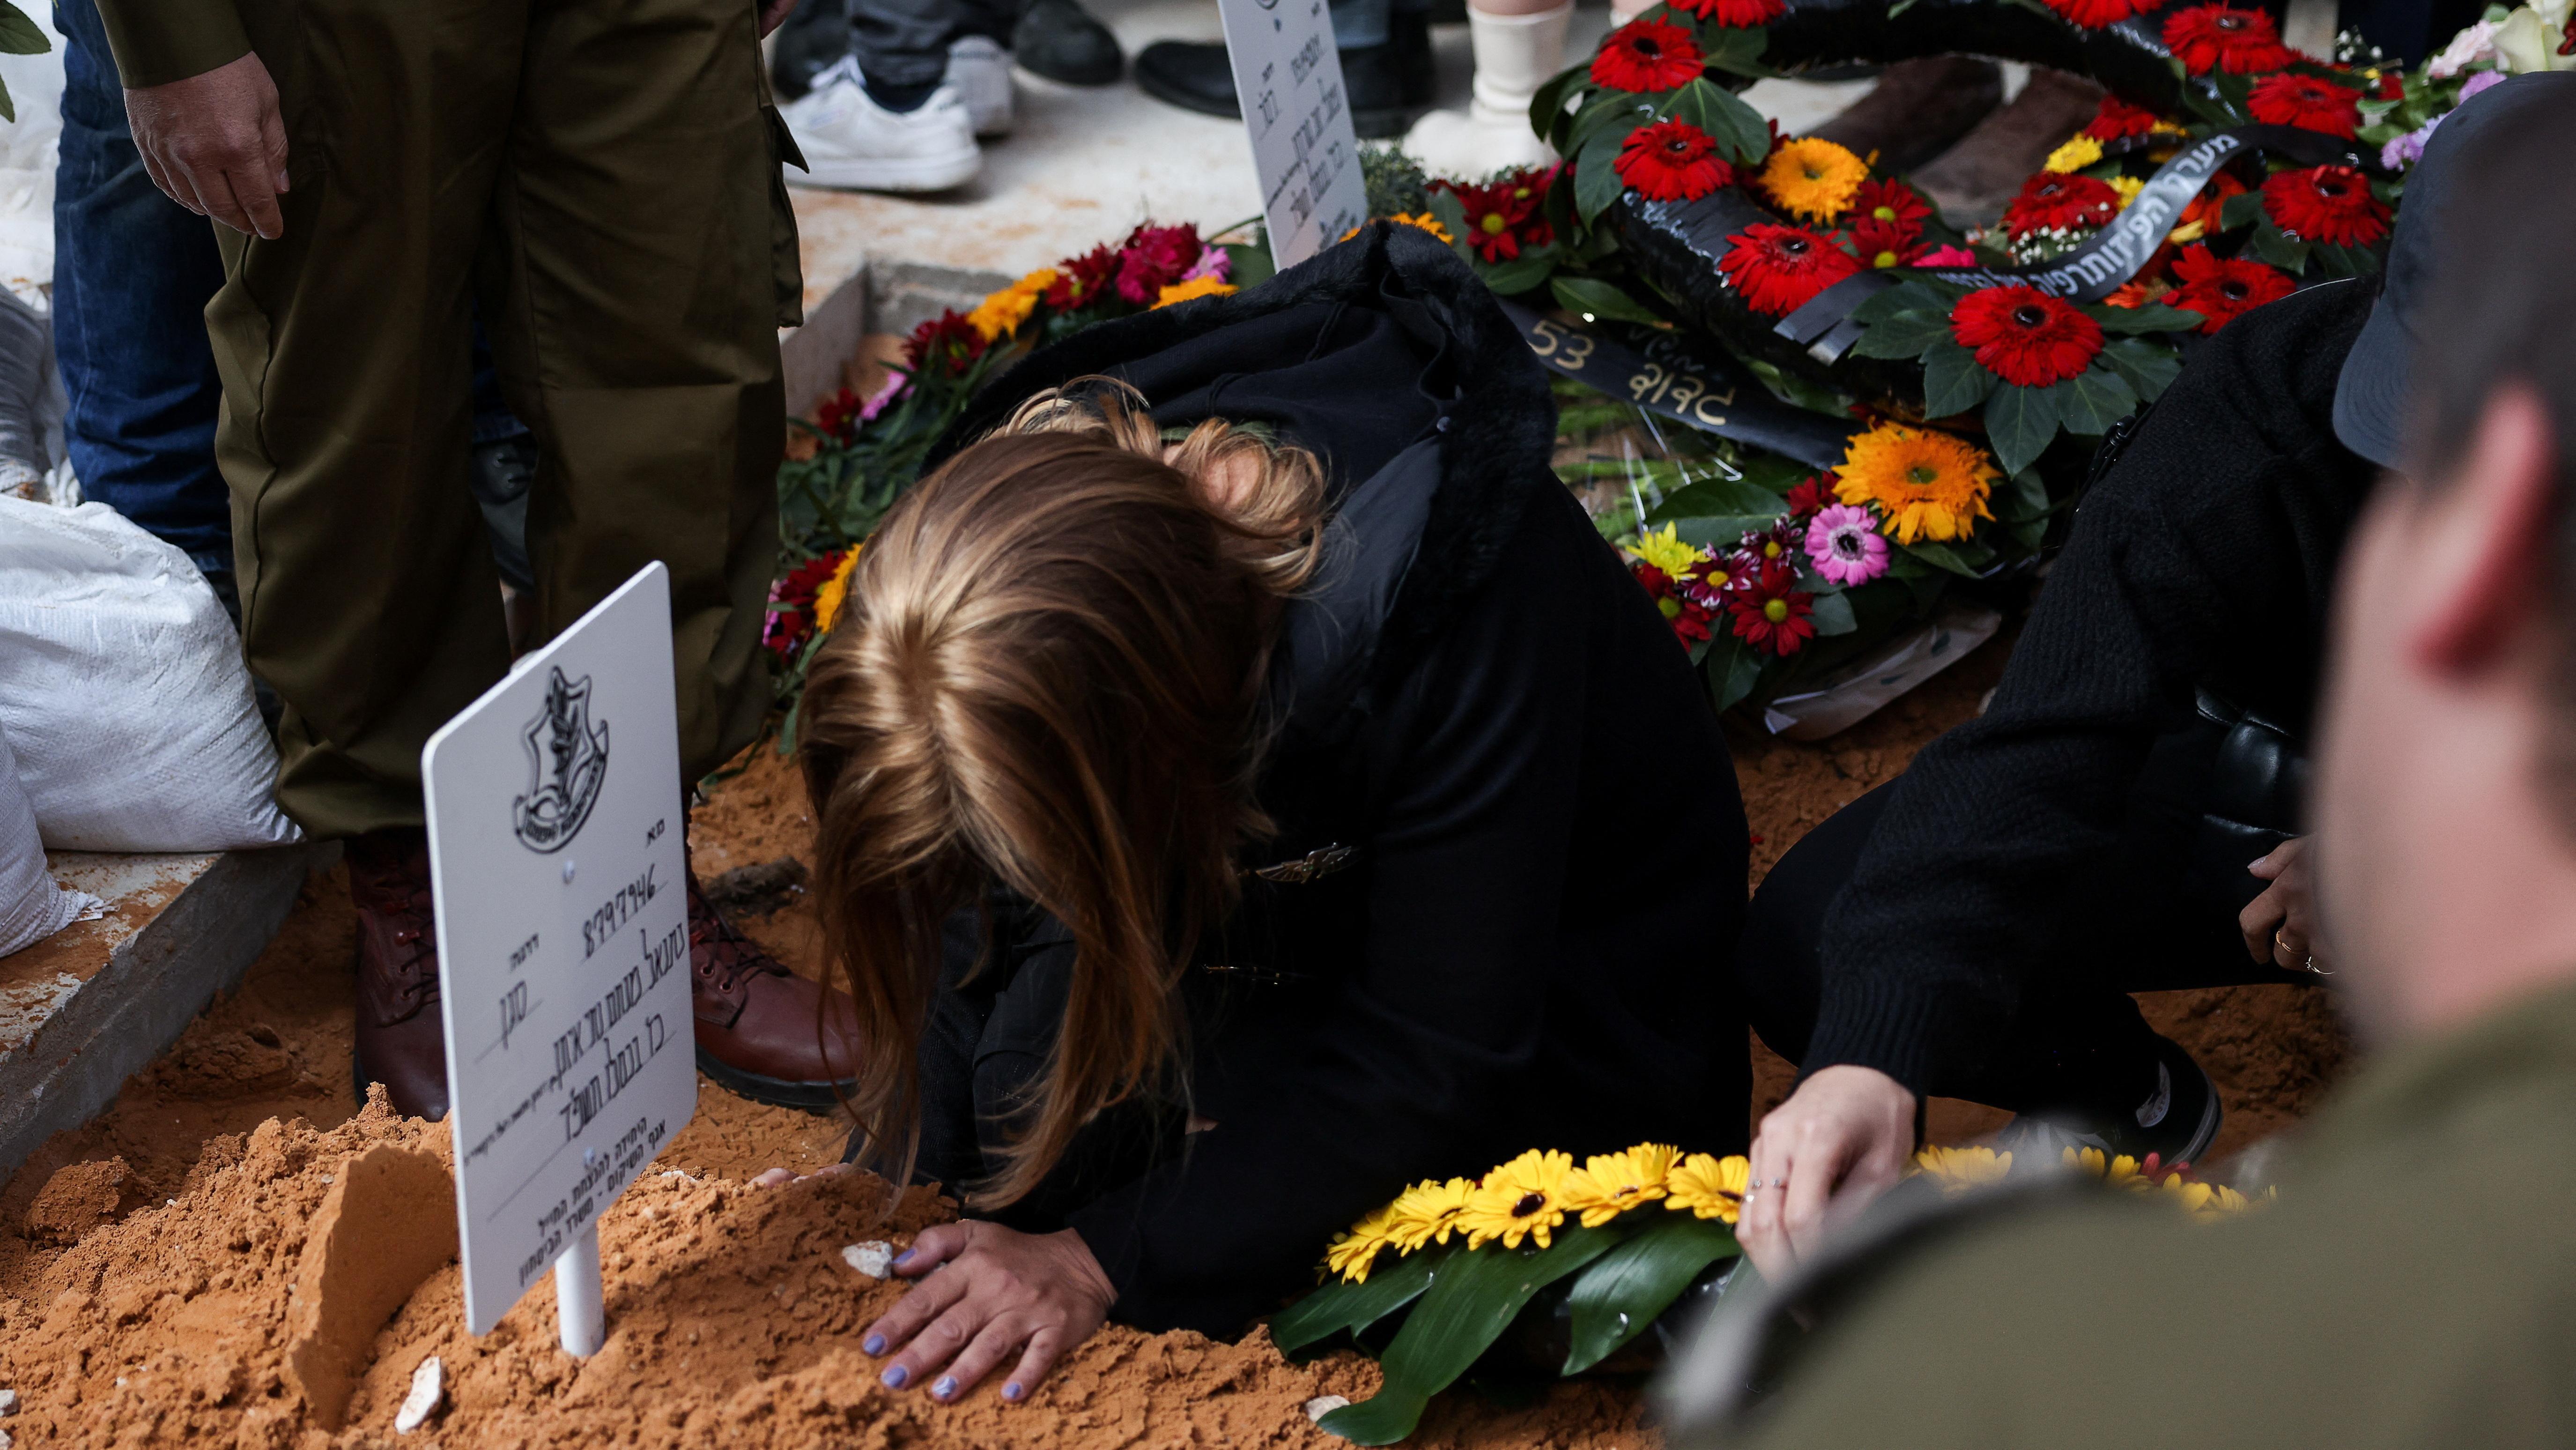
[1806,279,2379,1094]
[922,227,1753,1335]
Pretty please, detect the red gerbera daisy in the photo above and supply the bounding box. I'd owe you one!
[2084,95,2165,141]
[2166,244,2294,334]
[1590,19,1704,93]
[1667,0,1784,24]
[2161,4,2295,74]
[1438,168,1557,260]
[903,308,989,378]
[1851,217,1925,268]
[1852,178,1931,238]
[814,387,866,445]
[1949,284,2105,388]
[2042,0,2147,29]
[1729,560,1816,655]
[1046,244,1119,310]
[2002,171,2124,238]
[764,549,851,660]
[2246,74,2361,138]
[1717,223,1865,316]
[1615,119,1732,202]
[2259,165,2390,245]
[1784,474,1834,517]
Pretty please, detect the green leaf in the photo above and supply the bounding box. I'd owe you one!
[1984,381,2062,476]
[1849,310,1952,359]
[1806,589,1858,638]
[1271,1245,1454,1357]
[1531,62,1591,147]
[1560,1215,1741,1374]
[1565,91,1653,163]
[1222,242,1276,289]
[1920,339,1997,420]
[1666,78,1770,164]
[0,3,44,56]
[1424,189,1476,267]
[2220,188,2266,232]
[2053,367,2138,436]
[2091,303,2202,335]
[1903,539,1985,578]
[1695,22,1769,78]
[1575,122,1642,224]
[1712,633,1764,711]
[1477,251,1557,296]
[1992,463,2051,523]
[2101,336,2183,403]
[1849,280,1953,325]
[1550,274,1664,327]
[1669,513,1784,547]
[1319,1228,1620,1446]
[1653,470,1790,521]
[2243,219,2309,273]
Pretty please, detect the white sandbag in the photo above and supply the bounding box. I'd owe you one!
[0,714,100,958]
[0,495,302,851]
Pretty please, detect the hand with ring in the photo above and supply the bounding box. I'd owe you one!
[2240,836,2332,974]
[1740,1064,1917,1281]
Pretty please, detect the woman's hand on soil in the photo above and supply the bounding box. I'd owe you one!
[861,1221,1115,1405]
[2240,836,2328,971]
[1740,1064,1915,1282]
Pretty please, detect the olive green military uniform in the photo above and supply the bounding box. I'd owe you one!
[94,0,804,836]
[1703,979,2576,1450]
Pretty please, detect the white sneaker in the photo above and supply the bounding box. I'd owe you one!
[779,56,981,193]
[946,35,1014,138]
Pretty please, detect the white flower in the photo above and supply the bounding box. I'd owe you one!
[2492,0,2576,73]
[2428,16,2500,76]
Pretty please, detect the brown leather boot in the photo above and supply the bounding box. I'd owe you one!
[689,874,862,1111]
[348,828,451,1121]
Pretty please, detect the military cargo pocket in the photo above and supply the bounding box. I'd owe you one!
[762,104,807,329]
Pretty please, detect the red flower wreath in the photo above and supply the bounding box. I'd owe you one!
[1633,563,1718,646]
[2002,171,2124,238]
[1950,285,2105,387]
[2166,244,2294,334]
[1591,19,1705,92]
[1615,119,1733,201]
[1783,474,1835,518]
[2247,74,2362,138]
[1047,244,1119,309]
[1730,560,1816,655]
[2161,4,2296,74]
[2259,165,2390,245]
[1851,217,1925,268]
[2042,0,2149,30]
[2084,95,2164,141]
[904,309,989,378]
[1718,223,1864,315]
[1440,169,1556,260]
[1668,0,1784,25]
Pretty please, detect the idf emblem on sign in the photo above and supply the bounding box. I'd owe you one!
[512,667,611,853]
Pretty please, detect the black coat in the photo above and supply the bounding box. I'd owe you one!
[1802,279,2379,1093]
[908,225,1751,1336]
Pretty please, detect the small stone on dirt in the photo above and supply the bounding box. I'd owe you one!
[0,1389,16,1414]
[1306,1396,1350,1422]
[841,1242,894,1279]
[394,1356,443,1434]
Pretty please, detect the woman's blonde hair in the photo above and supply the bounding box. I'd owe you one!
[798,381,1326,1207]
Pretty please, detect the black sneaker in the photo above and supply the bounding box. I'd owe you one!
[2002,1035,2224,1171]
[1135,15,1427,138]
[1014,0,1123,86]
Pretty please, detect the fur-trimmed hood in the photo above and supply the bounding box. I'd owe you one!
[927,223,1561,751]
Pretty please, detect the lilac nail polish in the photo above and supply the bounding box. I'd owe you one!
[882,1365,909,1389]
[863,1335,886,1355]
[933,1376,958,1399]
[892,1249,916,1266]
[1003,1382,1025,1402]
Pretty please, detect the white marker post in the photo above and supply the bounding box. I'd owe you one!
[423,564,699,1357]
[1217,0,1366,271]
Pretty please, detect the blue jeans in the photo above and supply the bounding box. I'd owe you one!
[52,0,231,574]
[51,0,530,578]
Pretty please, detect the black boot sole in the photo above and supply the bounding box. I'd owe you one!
[695,1044,857,1115]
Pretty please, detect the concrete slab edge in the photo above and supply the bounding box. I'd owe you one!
[0,840,334,1179]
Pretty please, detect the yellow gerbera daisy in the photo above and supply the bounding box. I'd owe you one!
[810,545,864,636]
[965,267,1056,341]
[1663,1153,1749,1224]
[1627,521,1705,579]
[1760,137,1870,223]
[2043,133,2105,173]
[2107,174,2145,209]
[1154,275,1238,309]
[2062,1145,2149,1190]
[1911,1144,2013,1197]
[1834,424,1999,545]
[1458,1149,1575,1250]
[1562,1143,1681,1227]
[1384,1176,1477,1252]
[1326,1201,1404,1283]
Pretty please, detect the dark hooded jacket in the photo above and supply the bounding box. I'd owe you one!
[899,225,1751,1337]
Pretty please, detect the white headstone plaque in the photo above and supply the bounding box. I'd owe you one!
[423,563,697,1339]
[1218,0,1367,271]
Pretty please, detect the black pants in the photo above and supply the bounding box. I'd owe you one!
[1738,775,2316,1126]
[772,0,1025,99]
